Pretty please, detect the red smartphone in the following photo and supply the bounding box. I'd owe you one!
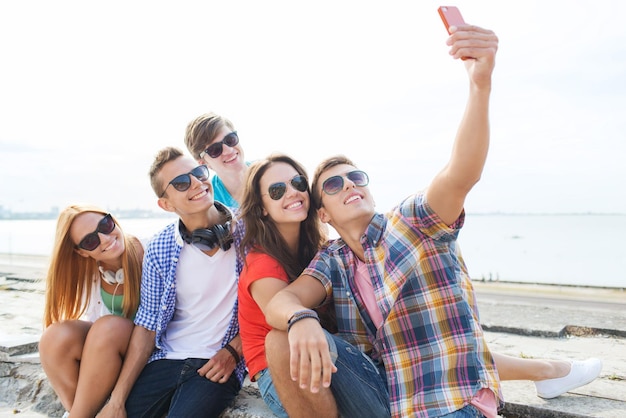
[438,6,465,34]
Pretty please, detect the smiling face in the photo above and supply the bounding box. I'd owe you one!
[201,126,247,179]
[71,212,125,264]
[158,156,215,217]
[316,163,375,228]
[260,162,310,228]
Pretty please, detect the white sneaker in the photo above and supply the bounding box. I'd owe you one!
[62,412,70,418]
[535,358,603,399]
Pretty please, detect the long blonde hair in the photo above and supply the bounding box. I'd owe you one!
[43,204,143,327]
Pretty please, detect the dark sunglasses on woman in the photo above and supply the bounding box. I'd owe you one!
[76,214,116,251]
[266,175,308,200]
[321,170,369,195]
[200,132,239,159]
[160,165,210,197]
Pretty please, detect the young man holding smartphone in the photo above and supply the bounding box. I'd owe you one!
[264,21,502,418]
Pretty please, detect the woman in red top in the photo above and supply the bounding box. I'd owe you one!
[237,154,327,417]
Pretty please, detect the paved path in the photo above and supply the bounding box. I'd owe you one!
[474,281,626,417]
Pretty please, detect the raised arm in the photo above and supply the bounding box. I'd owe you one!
[426,24,498,225]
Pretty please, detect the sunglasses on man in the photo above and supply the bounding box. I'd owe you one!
[76,213,116,251]
[265,175,308,200]
[321,170,369,196]
[160,165,210,197]
[199,132,239,159]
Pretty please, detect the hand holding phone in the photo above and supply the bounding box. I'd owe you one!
[438,6,465,34]
[438,6,471,60]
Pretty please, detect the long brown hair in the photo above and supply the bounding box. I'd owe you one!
[239,154,326,281]
[43,205,143,327]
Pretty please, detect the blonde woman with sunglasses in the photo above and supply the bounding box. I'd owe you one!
[39,204,143,418]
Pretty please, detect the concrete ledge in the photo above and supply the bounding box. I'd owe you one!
[501,402,591,418]
[1,362,275,417]
[0,335,275,417]
[2,278,626,417]
[498,379,626,418]
[0,334,40,358]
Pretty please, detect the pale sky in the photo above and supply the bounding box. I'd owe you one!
[1,1,625,215]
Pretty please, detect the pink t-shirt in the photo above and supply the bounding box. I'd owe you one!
[471,388,498,418]
[353,258,384,328]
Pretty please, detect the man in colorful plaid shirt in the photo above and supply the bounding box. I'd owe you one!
[265,22,502,418]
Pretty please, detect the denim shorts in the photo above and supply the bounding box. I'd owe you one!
[258,330,390,417]
[256,368,289,418]
[440,403,487,418]
[326,331,390,417]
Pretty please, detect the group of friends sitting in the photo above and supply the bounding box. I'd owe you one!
[39,21,602,418]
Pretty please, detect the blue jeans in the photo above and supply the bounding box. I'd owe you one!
[256,368,289,418]
[125,358,241,418]
[326,332,390,417]
[440,404,486,418]
[260,331,389,417]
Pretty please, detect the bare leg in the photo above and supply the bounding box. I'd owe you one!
[493,352,570,381]
[69,315,134,418]
[265,330,339,418]
[39,320,92,411]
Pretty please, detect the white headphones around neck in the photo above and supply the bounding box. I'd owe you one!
[98,265,125,285]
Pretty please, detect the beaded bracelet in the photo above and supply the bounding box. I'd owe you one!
[287,309,320,332]
[224,343,240,364]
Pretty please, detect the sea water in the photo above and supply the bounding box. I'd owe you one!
[459,213,625,288]
[1,214,624,288]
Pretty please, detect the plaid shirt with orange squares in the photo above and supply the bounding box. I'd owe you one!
[304,193,501,418]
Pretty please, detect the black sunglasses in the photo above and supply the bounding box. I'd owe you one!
[76,214,116,251]
[160,165,210,197]
[266,175,309,200]
[200,132,239,159]
[321,170,369,196]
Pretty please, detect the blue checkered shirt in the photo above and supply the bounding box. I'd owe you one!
[135,216,246,384]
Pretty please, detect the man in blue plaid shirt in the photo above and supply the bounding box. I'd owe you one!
[99,147,246,418]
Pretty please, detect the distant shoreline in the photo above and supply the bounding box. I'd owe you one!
[471,278,625,294]
[1,212,625,221]
[0,210,175,221]
[0,252,624,293]
[0,252,49,266]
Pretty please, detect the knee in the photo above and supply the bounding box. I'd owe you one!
[88,316,133,350]
[39,321,88,359]
[39,324,59,357]
[91,315,133,334]
[265,330,290,366]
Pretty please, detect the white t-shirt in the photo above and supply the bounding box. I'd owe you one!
[162,243,237,359]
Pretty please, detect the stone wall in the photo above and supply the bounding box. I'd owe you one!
[0,335,275,418]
